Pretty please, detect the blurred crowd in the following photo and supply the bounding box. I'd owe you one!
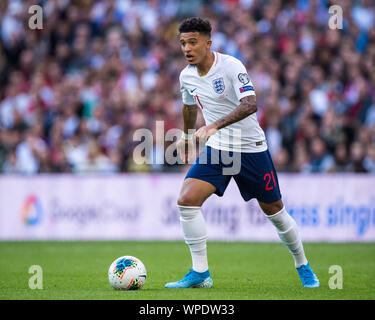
[0,0,374,174]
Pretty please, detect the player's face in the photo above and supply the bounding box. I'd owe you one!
[179,32,211,65]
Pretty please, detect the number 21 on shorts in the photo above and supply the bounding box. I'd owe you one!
[263,171,277,191]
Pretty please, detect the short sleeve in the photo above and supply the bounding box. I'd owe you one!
[180,75,196,106]
[227,58,256,102]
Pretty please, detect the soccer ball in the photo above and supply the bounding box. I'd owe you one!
[108,256,147,290]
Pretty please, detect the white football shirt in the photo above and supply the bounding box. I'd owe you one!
[179,52,267,153]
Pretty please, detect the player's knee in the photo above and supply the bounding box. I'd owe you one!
[177,194,201,207]
[272,200,284,213]
[259,199,284,215]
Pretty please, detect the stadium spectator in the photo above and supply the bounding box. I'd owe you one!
[330,143,350,173]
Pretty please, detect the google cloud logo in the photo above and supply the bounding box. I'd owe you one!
[20,195,43,226]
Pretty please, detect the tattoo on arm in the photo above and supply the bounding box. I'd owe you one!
[213,95,258,130]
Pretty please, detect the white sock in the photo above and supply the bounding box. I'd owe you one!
[178,205,208,273]
[266,206,308,268]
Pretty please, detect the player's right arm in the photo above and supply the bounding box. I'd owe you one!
[177,103,198,163]
[177,72,199,163]
[182,103,198,134]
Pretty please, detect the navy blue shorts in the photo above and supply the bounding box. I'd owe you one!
[185,146,282,203]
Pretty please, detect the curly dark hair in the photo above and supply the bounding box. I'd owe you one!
[178,17,212,37]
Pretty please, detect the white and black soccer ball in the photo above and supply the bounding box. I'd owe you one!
[108,256,147,290]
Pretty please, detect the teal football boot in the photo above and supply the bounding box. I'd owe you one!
[165,269,213,288]
[296,262,320,287]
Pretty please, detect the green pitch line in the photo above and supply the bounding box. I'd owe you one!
[0,241,374,300]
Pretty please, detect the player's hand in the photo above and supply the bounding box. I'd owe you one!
[194,124,218,142]
[176,137,195,163]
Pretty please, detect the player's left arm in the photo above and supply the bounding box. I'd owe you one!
[213,95,257,130]
[194,95,257,140]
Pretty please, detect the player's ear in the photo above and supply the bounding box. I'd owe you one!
[206,39,212,48]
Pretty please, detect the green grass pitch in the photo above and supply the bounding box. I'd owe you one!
[0,241,374,300]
